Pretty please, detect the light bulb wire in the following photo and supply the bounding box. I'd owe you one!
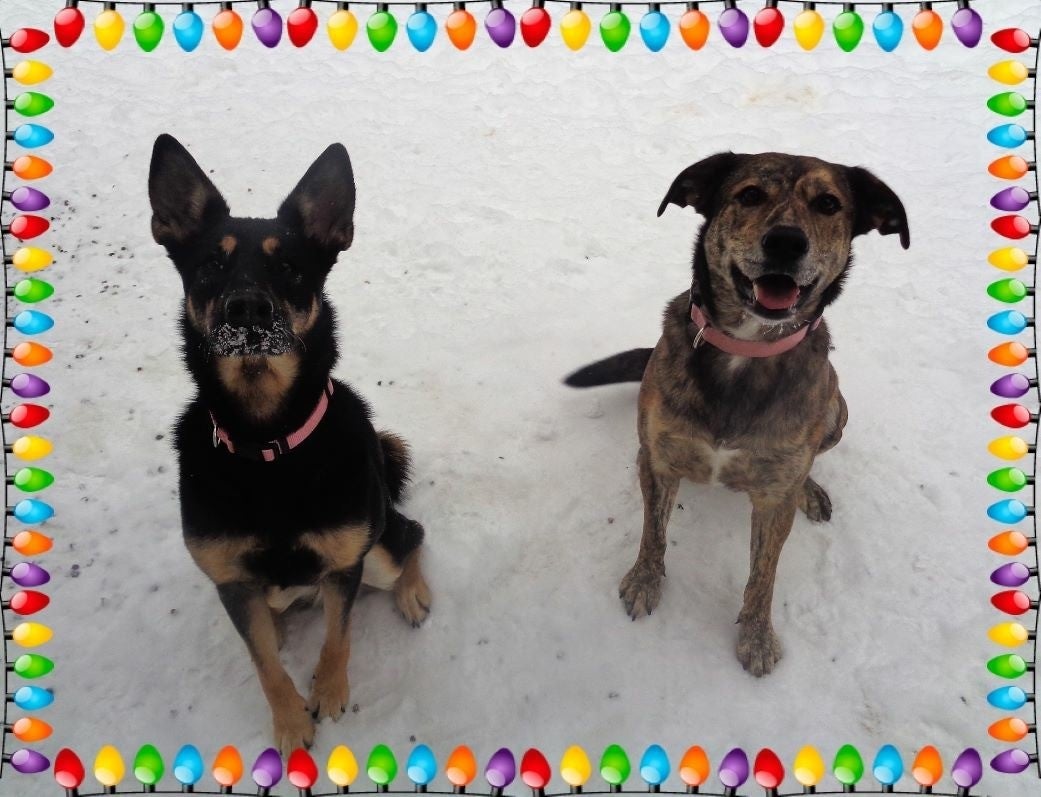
[21,0,1003,9]
[1028,22,1040,781]
[0,21,10,780]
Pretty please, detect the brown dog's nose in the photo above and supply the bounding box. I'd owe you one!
[761,226,809,263]
[224,290,275,328]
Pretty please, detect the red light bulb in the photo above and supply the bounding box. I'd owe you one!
[287,748,318,789]
[8,590,49,616]
[55,748,86,790]
[753,3,783,47]
[520,749,552,790]
[992,28,1034,53]
[287,4,319,46]
[992,215,1034,240]
[992,589,1033,615]
[992,403,1033,429]
[8,29,51,53]
[8,404,50,429]
[521,2,552,46]
[8,216,50,242]
[754,748,784,790]
[54,4,86,47]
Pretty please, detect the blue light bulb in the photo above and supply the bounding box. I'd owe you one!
[12,311,53,336]
[13,685,53,710]
[407,8,437,51]
[173,745,205,786]
[988,499,1028,524]
[173,8,205,51]
[988,685,1029,710]
[988,310,1029,335]
[406,744,437,786]
[12,124,53,149]
[639,745,670,786]
[871,8,902,51]
[639,9,670,51]
[872,745,903,787]
[989,124,1030,149]
[14,499,53,525]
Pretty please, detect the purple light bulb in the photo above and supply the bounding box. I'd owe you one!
[718,748,749,789]
[485,3,517,48]
[8,187,49,212]
[718,2,749,47]
[252,748,283,789]
[10,562,49,588]
[951,748,982,788]
[992,561,1032,587]
[992,186,1034,212]
[252,5,283,48]
[9,748,49,774]
[990,748,1032,775]
[10,374,49,399]
[485,748,517,790]
[991,373,1032,399]
[951,5,982,48]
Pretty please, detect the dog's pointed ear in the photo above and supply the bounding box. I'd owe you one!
[277,143,356,252]
[148,134,229,248]
[657,152,740,217]
[845,166,910,249]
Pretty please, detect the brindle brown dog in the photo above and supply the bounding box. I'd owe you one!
[566,152,909,676]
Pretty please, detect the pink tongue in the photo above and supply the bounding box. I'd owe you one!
[753,278,800,310]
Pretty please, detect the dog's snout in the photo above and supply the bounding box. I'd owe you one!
[224,291,275,328]
[761,226,809,263]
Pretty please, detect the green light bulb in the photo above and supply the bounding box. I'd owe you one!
[833,10,864,52]
[989,278,1028,304]
[832,745,863,786]
[600,744,631,786]
[989,653,1028,679]
[367,744,398,786]
[989,467,1028,492]
[133,744,165,786]
[13,467,53,493]
[133,10,165,52]
[13,92,53,118]
[367,8,398,51]
[13,653,53,679]
[13,279,54,304]
[599,6,631,52]
[988,92,1028,118]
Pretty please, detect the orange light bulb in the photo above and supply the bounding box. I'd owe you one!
[989,716,1030,742]
[11,342,52,368]
[679,746,710,787]
[911,746,943,787]
[678,6,709,49]
[989,341,1030,367]
[213,746,244,787]
[213,7,245,50]
[11,716,52,743]
[445,745,478,787]
[912,7,942,49]
[989,530,1030,556]
[446,5,478,49]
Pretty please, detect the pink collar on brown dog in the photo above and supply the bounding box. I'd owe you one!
[690,304,822,358]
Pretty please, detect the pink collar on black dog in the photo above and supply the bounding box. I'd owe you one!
[690,304,821,358]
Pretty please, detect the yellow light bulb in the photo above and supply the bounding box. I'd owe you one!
[990,622,1029,647]
[793,746,825,787]
[11,61,53,86]
[94,8,126,51]
[95,745,126,788]
[989,436,1029,461]
[560,6,592,50]
[989,60,1030,86]
[328,8,359,50]
[13,247,53,274]
[793,8,824,50]
[990,247,1029,272]
[328,745,359,787]
[560,746,592,787]
[12,436,53,462]
[12,622,52,648]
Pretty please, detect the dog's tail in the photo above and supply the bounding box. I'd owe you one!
[378,431,412,503]
[563,348,653,388]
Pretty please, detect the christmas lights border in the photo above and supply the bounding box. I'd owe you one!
[1,0,1038,794]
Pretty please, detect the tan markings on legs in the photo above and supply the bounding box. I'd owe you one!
[220,235,237,255]
[215,352,300,422]
[393,547,431,627]
[185,536,257,585]
[308,570,362,721]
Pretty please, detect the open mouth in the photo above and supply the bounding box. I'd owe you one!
[731,265,816,320]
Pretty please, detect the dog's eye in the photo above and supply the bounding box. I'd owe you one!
[813,193,842,215]
[736,186,767,207]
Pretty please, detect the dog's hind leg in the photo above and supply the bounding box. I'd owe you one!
[619,445,679,619]
[309,566,363,723]
[362,509,431,627]
[798,477,832,522]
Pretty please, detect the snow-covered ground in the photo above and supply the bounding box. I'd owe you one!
[0,1,1038,794]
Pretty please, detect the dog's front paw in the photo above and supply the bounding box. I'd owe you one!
[800,478,832,523]
[308,663,350,722]
[736,618,783,677]
[272,692,315,756]
[619,560,665,619]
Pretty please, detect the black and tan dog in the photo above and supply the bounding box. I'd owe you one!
[148,134,431,752]
[566,152,908,676]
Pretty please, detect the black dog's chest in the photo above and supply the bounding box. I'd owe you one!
[241,542,324,587]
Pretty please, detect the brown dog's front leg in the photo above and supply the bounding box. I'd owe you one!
[619,445,679,619]
[735,493,799,676]
[308,566,362,722]
[216,583,314,754]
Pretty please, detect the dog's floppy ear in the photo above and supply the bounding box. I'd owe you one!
[148,134,229,248]
[845,166,910,249]
[657,152,740,217]
[277,143,356,252]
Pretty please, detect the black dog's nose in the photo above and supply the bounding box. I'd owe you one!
[224,291,275,327]
[761,226,809,262]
